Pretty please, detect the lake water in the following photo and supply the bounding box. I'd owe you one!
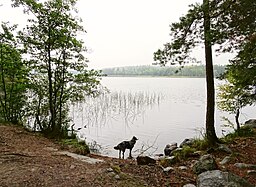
[72,77,255,158]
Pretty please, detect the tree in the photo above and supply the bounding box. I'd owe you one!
[12,0,101,137]
[217,83,251,130]
[154,0,256,144]
[217,0,256,128]
[0,22,28,124]
[154,0,219,145]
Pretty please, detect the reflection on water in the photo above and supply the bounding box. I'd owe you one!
[71,77,255,157]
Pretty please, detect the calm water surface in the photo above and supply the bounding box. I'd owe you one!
[72,77,255,157]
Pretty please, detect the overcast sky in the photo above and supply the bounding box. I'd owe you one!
[1,0,232,69]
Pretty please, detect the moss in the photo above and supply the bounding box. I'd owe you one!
[111,165,121,174]
[61,138,90,155]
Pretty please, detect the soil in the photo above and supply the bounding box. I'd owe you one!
[0,123,256,187]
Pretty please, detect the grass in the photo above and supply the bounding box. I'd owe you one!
[173,146,197,160]
[61,138,90,155]
[221,126,256,143]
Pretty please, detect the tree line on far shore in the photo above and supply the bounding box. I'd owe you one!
[102,65,226,78]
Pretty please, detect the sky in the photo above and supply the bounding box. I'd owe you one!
[0,0,233,69]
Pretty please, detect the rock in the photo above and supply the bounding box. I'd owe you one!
[106,168,114,172]
[180,138,194,148]
[247,170,256,176]
[234,163,256,169]
[220,156,232,165]
[154,153,164,160]
[192,154,218,175]
[70,165,75,169]
[216,144,233,154]
[163,166,174,172]
[197,170,254,187]
[179,166,188,170]
[154,153,164,157]
[137,156,156,165]
[114,175,120,180]
[183,184,196,187]
[164,143,178,156]
[108,172,116,176]
[244,119,256,128]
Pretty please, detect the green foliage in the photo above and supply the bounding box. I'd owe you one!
[159,157,178,167]
[111,165,121,174]
[217,31,256,129]
[0,22,29,124]
[190,138,209,151]
[221,126,256,143]
[11,0,101,137]
[61,138,90,155]
[153,0,256,145]
[173,146,196,161]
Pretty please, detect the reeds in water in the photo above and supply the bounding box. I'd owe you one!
[71,90,164,127]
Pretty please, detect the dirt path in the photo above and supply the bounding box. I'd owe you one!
[1,124,256,187]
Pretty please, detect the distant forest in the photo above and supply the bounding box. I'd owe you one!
[102,65,226,78]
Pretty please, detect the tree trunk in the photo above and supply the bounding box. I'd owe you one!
[47,25,55,133]
[235,108,240,130]
[203,0,218,145]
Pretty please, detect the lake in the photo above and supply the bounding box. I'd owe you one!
[72,77,255,158]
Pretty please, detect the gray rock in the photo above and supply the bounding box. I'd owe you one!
[234,163,256,169]
[183,184,196,187]
[179,166,188,170]
[114,174,120,180]
[216,144,233,154]
[244,119,256,128]
[58,151,104,164]
[106,168,114,172]
[220,156,232,165]
[164,143,178,156]
[180,138,194,148]
[163,166,174,172]
[137,156,156,165]
[109,172,116,176]
[247,170,256,176]
[197,170,254,187]
[192,154,218,175]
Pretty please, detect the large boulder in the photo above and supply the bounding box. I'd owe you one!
[164,143,178,156]
[192,154,218,175]
[197,170,254,187]
[137,156,156,165]
[244,119,256,128]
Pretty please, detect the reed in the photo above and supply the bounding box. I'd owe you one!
[71,90,164,127]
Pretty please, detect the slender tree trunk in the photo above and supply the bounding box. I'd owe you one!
[47,26,55,133]
[203,0,218,145]
[235,108,240,130]
[0,43,8,121]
